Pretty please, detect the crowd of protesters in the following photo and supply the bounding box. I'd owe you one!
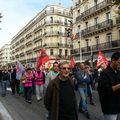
[0,51,119,120]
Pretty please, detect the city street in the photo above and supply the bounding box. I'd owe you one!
[0,86,104,120]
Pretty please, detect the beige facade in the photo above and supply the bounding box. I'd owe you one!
[0,44,11,67]
[72,0,120,63]
[10,4,72,67]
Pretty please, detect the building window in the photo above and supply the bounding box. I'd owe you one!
[64,18,67,25]
[94,0,98,10]
[50,17,53,23]
[85,22,88,31]
[106,12,111,24]
[50,49,54,55]
[95,36,99,49]
[94,17,98,28]
[50,7,54,12]
[77,9,80,15]
[59,49,62,56]
[85,39,89,51]
[106,33,112,47]
[65,49,68,56]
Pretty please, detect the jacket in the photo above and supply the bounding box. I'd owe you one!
[97,66,120,114]
[44,76,78,120]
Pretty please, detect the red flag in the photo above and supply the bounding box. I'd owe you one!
[96,51,109,68]
[70,56,75,68]
[37,48,50,69]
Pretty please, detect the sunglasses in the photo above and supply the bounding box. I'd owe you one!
[61,67,71,70]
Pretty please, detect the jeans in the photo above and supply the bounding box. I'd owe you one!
[1,80,8,96]
[78,87,88,112]
[104,113,120,120]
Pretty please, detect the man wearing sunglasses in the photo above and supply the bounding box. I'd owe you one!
[44,61,78,120]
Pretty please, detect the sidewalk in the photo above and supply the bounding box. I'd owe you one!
[0,101,13,120]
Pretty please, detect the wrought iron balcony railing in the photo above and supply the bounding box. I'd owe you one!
[76,0,112,22]
[72,40,120,54]
[81,19,113,37]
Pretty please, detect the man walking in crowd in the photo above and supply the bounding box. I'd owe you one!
[97,51,120,120]
[45,61,59,88]
[73,63,90,119]
[44,61,78,120]
[84,65,95,105]
[1,68,10,97]
[10,67,16,95]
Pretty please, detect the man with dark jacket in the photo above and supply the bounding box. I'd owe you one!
[10,67,16,95]
[1,68,10,97]
[44,61,78,120]
[97,51,120,120]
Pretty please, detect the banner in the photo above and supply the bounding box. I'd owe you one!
[96,51,109,68]
[37,48,50,69]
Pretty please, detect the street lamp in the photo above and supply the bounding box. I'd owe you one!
[78,40,82,62]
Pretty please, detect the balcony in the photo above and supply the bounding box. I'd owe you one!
[44,43,72,48]
[81,19,113,37]
[44,10,72,17]
[76,0,112,22]
[19,38,25,43]
[25,33,32,39]
[33,45,42,52]
[26,41,32,46]
[34,25,42,33]
[19,52,25,57]
[72,40,120,54]
[33,35,42,43]
[26,49,33,55]
[45,20,63,26]
[45,31,64,37]
[58,43,73,48]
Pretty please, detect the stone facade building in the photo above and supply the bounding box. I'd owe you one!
[10,4,72,67]
[72,0,120,64]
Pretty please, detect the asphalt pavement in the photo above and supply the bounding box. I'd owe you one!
[0,86,104,120]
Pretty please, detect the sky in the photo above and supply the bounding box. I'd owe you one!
[0,0,72,48]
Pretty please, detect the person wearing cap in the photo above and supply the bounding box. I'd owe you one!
[97,52,120,120]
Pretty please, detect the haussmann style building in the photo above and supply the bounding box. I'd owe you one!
[10,4,73,67]
[72,0,120,65]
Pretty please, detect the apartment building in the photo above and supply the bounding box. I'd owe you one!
[10,4,72,67]
[72,0,120,63]
[0,44,11,67]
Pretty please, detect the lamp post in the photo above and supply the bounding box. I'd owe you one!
[78,40,82,62]
[90,40,93,69]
